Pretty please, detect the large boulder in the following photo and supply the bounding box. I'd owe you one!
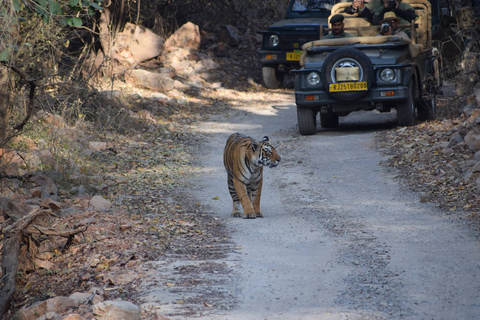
[114,23,164,65]
[163,22,201,53]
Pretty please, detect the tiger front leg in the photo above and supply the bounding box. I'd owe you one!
[233,179,256,219]
[251,180,263,218]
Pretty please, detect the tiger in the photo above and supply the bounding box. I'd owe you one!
[223,133,281,219]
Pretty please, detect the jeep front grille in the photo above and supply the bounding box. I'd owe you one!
[280,35,319,50]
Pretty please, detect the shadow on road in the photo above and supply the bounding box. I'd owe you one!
[317,110,398,135]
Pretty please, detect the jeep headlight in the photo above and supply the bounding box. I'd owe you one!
[268,35,280,47]
[379,68,395,82]
[306,72,321,86]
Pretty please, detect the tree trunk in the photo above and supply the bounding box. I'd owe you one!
[0,66,11,145]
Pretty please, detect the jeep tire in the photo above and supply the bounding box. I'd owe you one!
[397,80,416,126]
[417,93,437,121]
[321,47,374,101]
[297,107,317,135]
[262,66,284,89]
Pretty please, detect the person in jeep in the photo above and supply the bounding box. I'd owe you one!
[344,0,375,22]
[322,14,355,39]
[377,11,410,40]
[372,0,416,25]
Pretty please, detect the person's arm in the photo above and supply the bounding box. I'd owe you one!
[372,8,387,25]
[344,6,355,14]
[393,7,416,23]
[359,7,374,22]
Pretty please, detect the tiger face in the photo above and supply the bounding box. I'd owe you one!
[255,136,281,168]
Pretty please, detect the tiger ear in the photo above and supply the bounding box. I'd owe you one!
[262,136,269,142]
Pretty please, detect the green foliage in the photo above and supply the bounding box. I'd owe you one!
[31,0,103,24]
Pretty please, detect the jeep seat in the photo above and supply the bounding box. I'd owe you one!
[403,0,431,47]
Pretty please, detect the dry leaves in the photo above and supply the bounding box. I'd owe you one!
[377,119,479,216]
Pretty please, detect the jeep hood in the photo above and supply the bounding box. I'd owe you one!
[268,18,329,32]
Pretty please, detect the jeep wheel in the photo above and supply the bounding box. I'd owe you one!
[262,66,284,89]
[297,107,317,135]
[397,80,416,126]
[321,47,374,101]
[417,92,437,121]
[320,113,339,128]
[418,57,439,121]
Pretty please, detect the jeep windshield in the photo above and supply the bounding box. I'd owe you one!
[292,0,334,12]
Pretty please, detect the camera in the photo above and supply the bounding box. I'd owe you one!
[381,22,391,34]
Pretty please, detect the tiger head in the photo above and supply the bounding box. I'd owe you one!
[253,136,281,168]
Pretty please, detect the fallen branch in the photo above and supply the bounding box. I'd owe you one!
[0,198,89,318]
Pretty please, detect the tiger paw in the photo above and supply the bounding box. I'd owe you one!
[231,211,242,218]
[243,212,257,219]
[255,211,264,218]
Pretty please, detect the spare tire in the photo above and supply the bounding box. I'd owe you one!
[321,47,374,101]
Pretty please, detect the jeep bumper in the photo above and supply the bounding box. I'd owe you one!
[258,50,301,67]
[295,85,409,110]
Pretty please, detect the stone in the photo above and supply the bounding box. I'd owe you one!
[467,109,480,125]
[13,297,77,320]
[194,58,220,72]
[62,314,86,320]
[447,133,464,147]
[464,130,480,152]
[115,23,164,64]
[40,198,62,210]
[89,195,112,211]
[163,22,201,53]
[471,161,480,173]
[92,300,141,320]
[89,142,107,151]
[125,69,175,92]
[219,25,242,46]
[29,174,58,196]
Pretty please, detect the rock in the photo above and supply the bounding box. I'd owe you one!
[447,133,464,147]
[114,23,164,66]
[69,292,93,305]
[92,300,141,320]
[472,161,480,173]
[29,174,58,196]
[62,314,86,320]
[464,130,480,152]
[89,195,112,211]
[163,22,201,53]
[467,109,480,125]
[40,198,62,210]
[219,25,242,46]
[474,150,480,161]
[194,58,219,73]
[89,142,107,151]
[0,178,21,197]
[0,148,26,175]
[13,297,77,320]
[125,69,175,92]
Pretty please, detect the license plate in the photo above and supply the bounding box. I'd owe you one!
[286,52,301,61]
[329,82,368,92]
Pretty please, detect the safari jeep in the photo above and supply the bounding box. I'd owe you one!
[293,0,442,135]
[257,0,335,89]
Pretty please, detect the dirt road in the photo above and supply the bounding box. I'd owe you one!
[138,91,480,319]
